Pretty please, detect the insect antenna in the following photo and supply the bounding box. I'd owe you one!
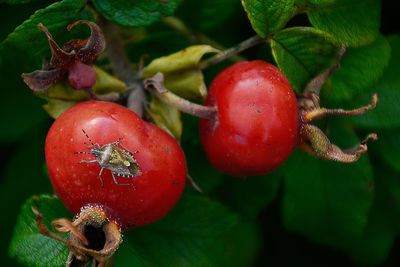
[82,129,95,148]
[74,151,92,154]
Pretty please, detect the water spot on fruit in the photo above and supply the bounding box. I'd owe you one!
[165,145,171,154]
[172,181,179,184]
[70,138,74,143]
[251,103,255,107]
[270,152,274,157]
[229,136,232,139]
[229,149,233,153]
[178,161,182,165]
[234,135,247,145]
[110,114,118,121]
[237,153,240,157]
[267,144,271,147]
[257,109,261,113]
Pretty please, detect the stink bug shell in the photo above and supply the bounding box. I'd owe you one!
[75,129,142,188]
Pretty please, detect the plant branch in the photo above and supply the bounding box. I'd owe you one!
[144,73,217,120]
[102,22,145,117]
[199,35,269,70]
[162,16,246,63]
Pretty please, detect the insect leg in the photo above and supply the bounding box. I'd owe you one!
[99,167,104,187]
[74,151,92,154]
[82,129,96,148]
[78,160,98,164]
[116,142,139,156]
[111,172,136,189]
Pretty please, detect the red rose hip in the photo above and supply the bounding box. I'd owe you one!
[199,60,299,176]
[45,101,186,229]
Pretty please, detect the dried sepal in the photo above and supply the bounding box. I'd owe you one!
[32,204,121,267]
[67,20,106,64]
[38,23,74,69]
[22,68,66,91]
[22,21,105,92]
[297,42,378,163]
[299,124,377,163]
[303,43,347,98]
[303,93,378,123]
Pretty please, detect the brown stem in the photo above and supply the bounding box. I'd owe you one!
[302,43,346,97]
[299,124,377,163]
[144,73,218,120]
[303,93,378,123]
[102,22,145,116]
[199,35,268,70]
[162,16,245,63]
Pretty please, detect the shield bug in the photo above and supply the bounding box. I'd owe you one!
[75,129,142,188]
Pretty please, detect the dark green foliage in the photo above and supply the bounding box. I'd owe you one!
[271,27,341,92]
[9,195,70,267]
[92,0,183,27]
[1,0,399,266]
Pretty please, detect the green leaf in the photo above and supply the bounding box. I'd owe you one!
[114,194,240,266]
[0,126,52,265]
[271,27,341,92]
[295,0,334,8]
[143,45,219,99]
[334,166,400,265]
[350,35,400,129]
[34,66,128,119]
[373,131,400,173]
[307,0,381,47]
[177,0,240,31]
[328,35,391,102]
[283,121,374,247]
[43,99,79,119]
[92,65,129,94]
[9,195,71,267]
[0,0,92,140]
[214,173,281,219]
[93,0,183,28]
[149,97,182,141]
[242,0,295,37]
[0,0,94,71]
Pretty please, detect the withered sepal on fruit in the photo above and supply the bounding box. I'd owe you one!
[22,20,105,91]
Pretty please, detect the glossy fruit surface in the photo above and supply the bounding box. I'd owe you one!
[45,101,186,230]
[199,60,299,176]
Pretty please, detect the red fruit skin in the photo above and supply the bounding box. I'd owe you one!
[199,60,299,177]
[45,101,186,230]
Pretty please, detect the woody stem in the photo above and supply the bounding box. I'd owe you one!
[144,72,217,120]
[199,35,269,70]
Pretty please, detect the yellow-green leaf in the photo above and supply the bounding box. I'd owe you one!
[150,97,182,141]
[93,65,129,94]
[143,45,219,99]
[43,99,80,119]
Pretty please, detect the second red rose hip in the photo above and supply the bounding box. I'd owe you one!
[199,60,299,177]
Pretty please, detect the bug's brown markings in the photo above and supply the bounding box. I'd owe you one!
[74,129,142,189]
